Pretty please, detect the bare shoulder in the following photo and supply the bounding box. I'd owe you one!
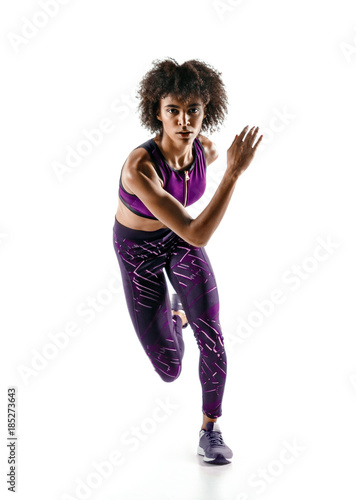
[125,146,151,169]
[197,134,219,166]
[122,146,163,191]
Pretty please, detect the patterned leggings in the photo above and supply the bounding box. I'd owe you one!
[112,217,227,418]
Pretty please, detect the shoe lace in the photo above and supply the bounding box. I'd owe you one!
[205,430,224,446]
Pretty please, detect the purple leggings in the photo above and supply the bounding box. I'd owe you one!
[112,217,227,419]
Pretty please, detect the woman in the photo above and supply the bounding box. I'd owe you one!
[112,58,262,464]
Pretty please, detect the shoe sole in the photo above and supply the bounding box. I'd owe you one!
[197,446,232,464]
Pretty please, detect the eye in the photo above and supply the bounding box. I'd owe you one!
[167,108,200,114]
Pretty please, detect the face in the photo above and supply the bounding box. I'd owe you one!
[156,94,206,141]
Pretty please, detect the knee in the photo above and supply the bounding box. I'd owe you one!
[157,363,182,383]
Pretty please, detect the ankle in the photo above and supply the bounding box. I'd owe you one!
[201,417,218,430]
[172,310,187,327]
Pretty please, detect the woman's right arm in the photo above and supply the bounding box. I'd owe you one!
[125,125,263,247]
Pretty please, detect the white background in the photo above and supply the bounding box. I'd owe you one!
[1,0,356,499]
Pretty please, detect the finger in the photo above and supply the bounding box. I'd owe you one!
[245,126,260,145]
[237,125,249,141]
[243,126,258,144]
[244,127,254,143]
[251,126,259,138]
[252,133,263,149]
[247,126,259,140]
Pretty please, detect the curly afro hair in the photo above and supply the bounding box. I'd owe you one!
[136,57,229,135]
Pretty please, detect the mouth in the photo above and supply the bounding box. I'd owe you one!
[177,131,193,137]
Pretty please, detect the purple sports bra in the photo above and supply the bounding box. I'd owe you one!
[118,137,207,220]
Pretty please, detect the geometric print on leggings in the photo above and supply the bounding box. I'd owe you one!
[166,242,227,418]
[113,225,227,418]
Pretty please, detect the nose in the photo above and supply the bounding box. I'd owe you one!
[178,112,190,126]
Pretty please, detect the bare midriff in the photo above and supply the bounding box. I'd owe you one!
[115,198,168,231]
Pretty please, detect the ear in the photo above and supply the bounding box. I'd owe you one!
[156,101,162,122]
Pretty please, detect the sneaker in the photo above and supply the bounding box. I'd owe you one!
[171,293,188,329]
[197,421,233,464]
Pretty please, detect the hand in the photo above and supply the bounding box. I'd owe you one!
[227,125,263,179]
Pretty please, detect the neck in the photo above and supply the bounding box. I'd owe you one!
[154,131,195,170]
